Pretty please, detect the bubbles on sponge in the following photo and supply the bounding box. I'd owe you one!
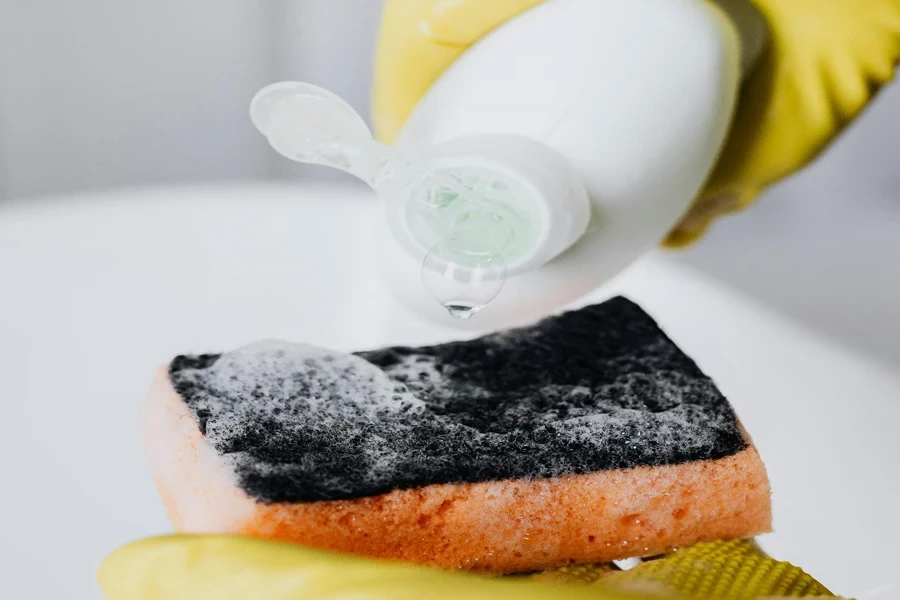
[168,298,747,503]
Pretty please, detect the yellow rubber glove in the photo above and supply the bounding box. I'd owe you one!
[372,0,545,144]
[525,540,834,598]
[372,0,900,247]
[97,535,643,600]
[97,535,840,600]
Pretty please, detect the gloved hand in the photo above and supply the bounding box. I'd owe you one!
[97,535,840,599]
[97,535,639,600]
[372,0,900,247]
[98,3,898,597]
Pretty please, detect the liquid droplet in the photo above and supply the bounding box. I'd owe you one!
[443,301,481,320]
[421,239,506,319]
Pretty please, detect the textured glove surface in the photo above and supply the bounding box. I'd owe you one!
[98,536,840,599]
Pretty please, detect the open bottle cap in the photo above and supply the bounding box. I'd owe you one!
[250,82,591,319]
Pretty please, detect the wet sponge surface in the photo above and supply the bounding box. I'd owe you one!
[169,297,746,503]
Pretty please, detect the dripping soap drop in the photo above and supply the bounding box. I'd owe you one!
[421,238,507,319]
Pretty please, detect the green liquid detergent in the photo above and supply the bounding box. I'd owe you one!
[250,82,550,319]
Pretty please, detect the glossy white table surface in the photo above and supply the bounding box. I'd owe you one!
[1,184,897,599]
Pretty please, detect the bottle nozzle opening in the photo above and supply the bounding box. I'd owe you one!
[250,82,590,321]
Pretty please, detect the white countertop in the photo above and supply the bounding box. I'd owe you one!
[1,184,898,599]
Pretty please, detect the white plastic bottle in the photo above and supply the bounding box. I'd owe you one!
[252,0,766,331]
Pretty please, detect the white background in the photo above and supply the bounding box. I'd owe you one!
[0,0,384,198]
[1,187,898,599]
[0,4,899,597]
[1,0,899,372]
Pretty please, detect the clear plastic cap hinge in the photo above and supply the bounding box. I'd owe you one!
[250,81,513,318]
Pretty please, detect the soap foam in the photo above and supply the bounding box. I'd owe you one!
[168,297,747,503]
